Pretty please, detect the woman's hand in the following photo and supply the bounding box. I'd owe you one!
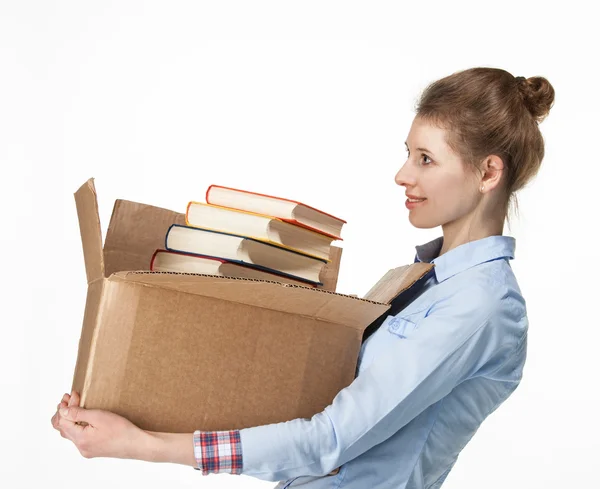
[51,390,150,460]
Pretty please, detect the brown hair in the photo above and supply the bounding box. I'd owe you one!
[415,67,555,224]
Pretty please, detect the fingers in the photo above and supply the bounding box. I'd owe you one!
[68,390,80,407]
[58,405,91,443]
[56,406,79,442]
[52,413,65,436]
[52,391,80,433]
[61,405,87,424]
[52,402,67,426]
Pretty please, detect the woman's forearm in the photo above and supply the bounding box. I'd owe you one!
[140,431,197,467]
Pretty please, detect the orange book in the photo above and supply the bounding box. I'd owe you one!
[205,184,346,240]
[185,201,334,262]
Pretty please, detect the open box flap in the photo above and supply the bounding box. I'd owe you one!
[74,178,105,284]
[363,262,435,304]
[103,198,186,276]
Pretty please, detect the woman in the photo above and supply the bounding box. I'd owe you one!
[51,67,554,488]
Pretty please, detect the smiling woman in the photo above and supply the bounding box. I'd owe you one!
[397,69,554,255]
[52,67,555,489]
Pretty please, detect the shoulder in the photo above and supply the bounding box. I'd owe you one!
[438,255,524,306]
[428,259,527,338]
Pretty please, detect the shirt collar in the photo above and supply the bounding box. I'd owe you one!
[414,235,516,282]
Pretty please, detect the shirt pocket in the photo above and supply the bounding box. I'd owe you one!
[385,305,429,339]
[386,316,418,338]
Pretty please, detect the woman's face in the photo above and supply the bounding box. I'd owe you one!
[395,116,480,229]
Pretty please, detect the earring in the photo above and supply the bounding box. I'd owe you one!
[480,184,485,193]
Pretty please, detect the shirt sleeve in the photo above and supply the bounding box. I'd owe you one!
[192,430,243,474]
[236,283,520,482]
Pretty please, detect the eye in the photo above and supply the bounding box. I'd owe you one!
[420,154,433,165]
[404,146,433,166]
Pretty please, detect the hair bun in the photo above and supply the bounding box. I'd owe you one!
[517,76,555,123]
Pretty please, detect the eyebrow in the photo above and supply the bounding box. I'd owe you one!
[404,141,434,155]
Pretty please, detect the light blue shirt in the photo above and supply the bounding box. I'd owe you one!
[239,235,528,488]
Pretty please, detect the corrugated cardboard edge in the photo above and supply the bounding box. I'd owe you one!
[110,271,390,330]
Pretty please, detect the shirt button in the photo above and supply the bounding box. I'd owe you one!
[389,318,400,331]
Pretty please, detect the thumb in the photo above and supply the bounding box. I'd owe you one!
[68,390,80,407]
[60,406,94,426]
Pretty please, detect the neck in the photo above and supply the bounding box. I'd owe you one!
[440,207,505,256]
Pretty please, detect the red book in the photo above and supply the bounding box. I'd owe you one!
[151,249,319,287]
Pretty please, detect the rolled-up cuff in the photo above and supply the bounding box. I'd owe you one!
[192,430,243,475]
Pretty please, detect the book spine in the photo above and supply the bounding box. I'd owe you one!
[278,218,342,241]
[150,249,159,271]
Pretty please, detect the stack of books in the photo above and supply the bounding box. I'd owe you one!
[150,185,346,287]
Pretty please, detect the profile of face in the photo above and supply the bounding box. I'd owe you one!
[395,116,481,229]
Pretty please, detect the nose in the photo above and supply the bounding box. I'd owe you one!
[394,160,416,188]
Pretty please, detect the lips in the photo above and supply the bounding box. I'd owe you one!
[405,197,427,210]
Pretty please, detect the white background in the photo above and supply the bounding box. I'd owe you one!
[1,1,598,488]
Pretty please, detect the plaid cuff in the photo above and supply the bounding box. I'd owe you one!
[193,430,243,475]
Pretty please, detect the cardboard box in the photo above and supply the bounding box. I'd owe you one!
[71,178,427,433]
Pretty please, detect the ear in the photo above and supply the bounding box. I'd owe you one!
[480,155,505,191]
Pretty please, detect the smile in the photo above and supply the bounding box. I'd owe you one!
[405,198,427,209]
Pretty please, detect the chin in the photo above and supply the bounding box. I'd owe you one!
[408,214,440,229]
